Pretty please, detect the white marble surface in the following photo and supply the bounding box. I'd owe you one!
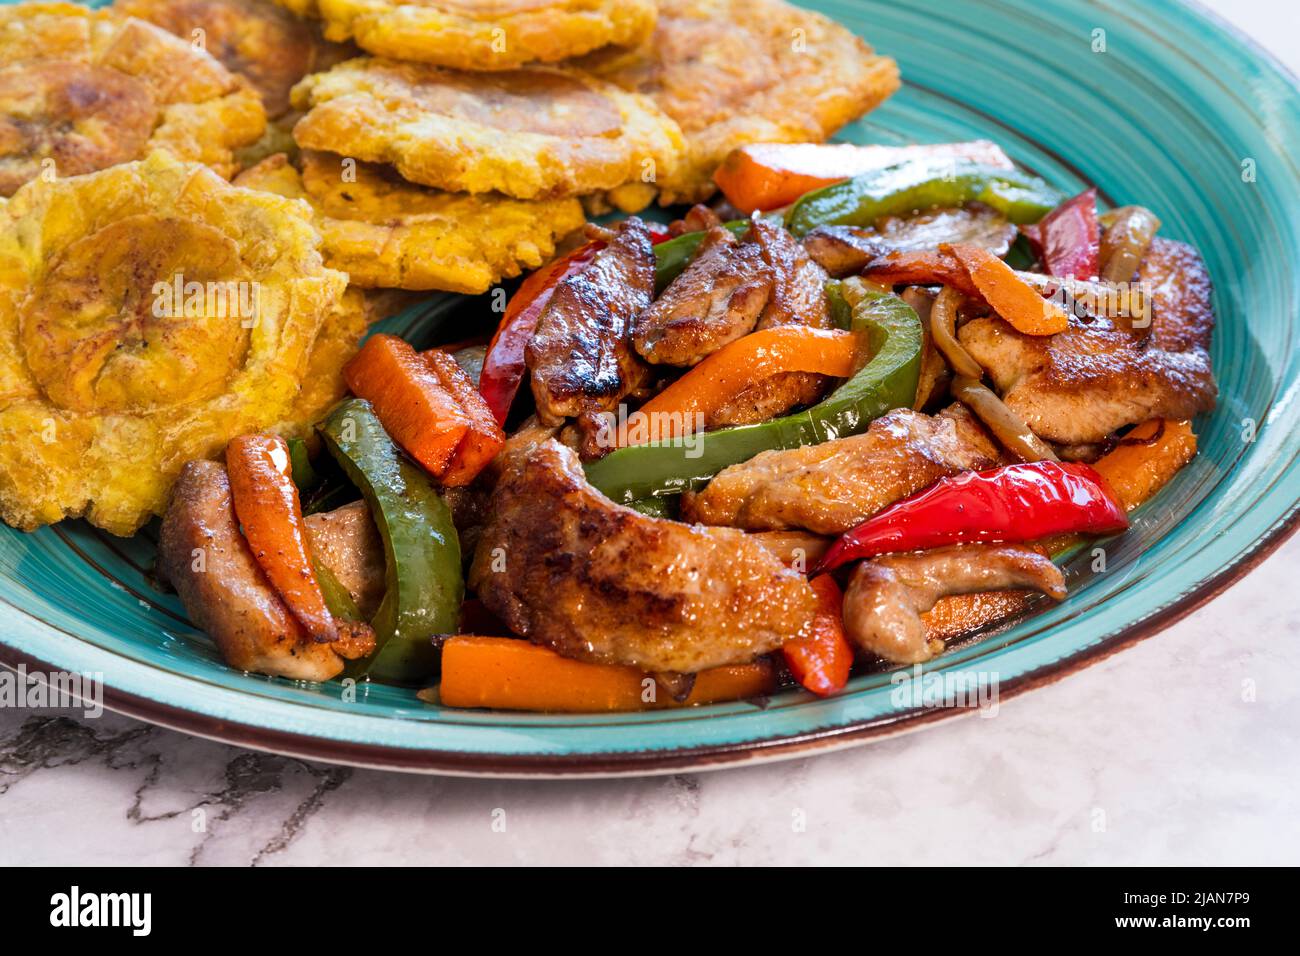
[2,0,1298,866]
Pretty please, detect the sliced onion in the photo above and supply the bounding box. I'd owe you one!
[1098,205,1161,284]
[929,286,984,379]
[951,375,1059,463]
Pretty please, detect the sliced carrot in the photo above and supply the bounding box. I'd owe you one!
[344,334,471,477]
[782,574,853,697]
[623,327,857,446]
[439,636,777,712]
[424,348,505,486]
[949,244,1070,336]
[713,141,1014,212]
[1091,419,1197,511]
[226,434,337,643]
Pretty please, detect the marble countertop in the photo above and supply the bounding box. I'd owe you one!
[2,0,1298,866]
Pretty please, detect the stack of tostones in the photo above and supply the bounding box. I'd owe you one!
[0,2,267,196]
[0,151,360,535]
[581,0,901,205]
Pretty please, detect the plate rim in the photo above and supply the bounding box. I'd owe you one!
[2,505,1295,777]
[1,0,1299,776]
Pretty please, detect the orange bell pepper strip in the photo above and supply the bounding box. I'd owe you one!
[439,636,777,712]
[713,141,1014,213]
[344,334,472,478]
[949,244,1070,336]
[624,326,858,445]
[1090,419,1197,512]
[423,348,505,486]
[781,574,853,697]
[226,434,337,643]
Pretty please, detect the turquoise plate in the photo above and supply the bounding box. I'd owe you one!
[2,0,1298,775]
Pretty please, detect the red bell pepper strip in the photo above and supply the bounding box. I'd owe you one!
[1021,188,1100,280]
[816,461,1128,572]
[782,574,853,697]
[478,240,604,425]
[479,226,674,425]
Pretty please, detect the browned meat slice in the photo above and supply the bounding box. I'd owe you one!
[682,406,999,534]
[705,217,834,426]
[469,439,818,673]
[526,217,655,425]
[958,238,1217,445]
[157,461,374,682]
[304,500,385,620]
[750,216,831,330]
[804,206,1017,277]
[844,544,1066,663]
[632,225,771,366]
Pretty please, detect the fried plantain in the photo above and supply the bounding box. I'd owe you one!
[272,0,655,70]
[0,152,354,535]
[582,0,900,205]
[114,0,354,119]
[235,150,587,292]
[0,2,266,196]
[290,57,684,200]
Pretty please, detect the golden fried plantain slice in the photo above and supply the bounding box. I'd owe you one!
[0,152,353,535]
[0,2,267,196]
[272,0,655,70]
[582,0,900,205]
[236,150,587,292]
[290,58,684,200]
[114,0,354,119]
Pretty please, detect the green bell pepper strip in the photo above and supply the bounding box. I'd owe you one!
[287,437,317,491]
[785,159,1067,237]
[319,399,463,683]
[311,555,362,622]
[653,220,749,292]
[585,286,923,503]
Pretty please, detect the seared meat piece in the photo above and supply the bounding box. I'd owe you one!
[844,544,1066,663]
[469,440,818,673]
[632,225,771,366]
[682,406,999,534]
[708,217,834,426]
[751,216,831,330]
[526,217,655,425]
[158,461,374,682]
[959,238,1216,445]
[804,206,1016,277]
[304,500,386,620]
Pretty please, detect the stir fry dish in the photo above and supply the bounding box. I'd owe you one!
[0,1,1216,713]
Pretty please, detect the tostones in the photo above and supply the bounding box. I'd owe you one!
[271,0,655,70]
[113,0,355,119]
[235,150,587,293]
[582,0,900,205]
[290,58,684,201]
[0,151,355,535]
[0,2,267,196]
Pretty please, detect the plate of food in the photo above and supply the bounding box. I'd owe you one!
[0,0,1296,776]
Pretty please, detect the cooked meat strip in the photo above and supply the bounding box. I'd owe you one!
[632,225,771,366]
[469,439,818,673]
[708,217,834,426]
[681,406,999,534]
[843,544,1066,663]
[672,203,724,235]
[158,461,374,682]
[803,205,1016,277]
[958,237,1216,445]
[751,216,831,330]
[526,217,655,425]
[304,500,386,620]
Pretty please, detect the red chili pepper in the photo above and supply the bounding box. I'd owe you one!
[816,461,1129,573]
[782,574,853,697]
[1021,188,1099,280]
[478,240,604,425]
